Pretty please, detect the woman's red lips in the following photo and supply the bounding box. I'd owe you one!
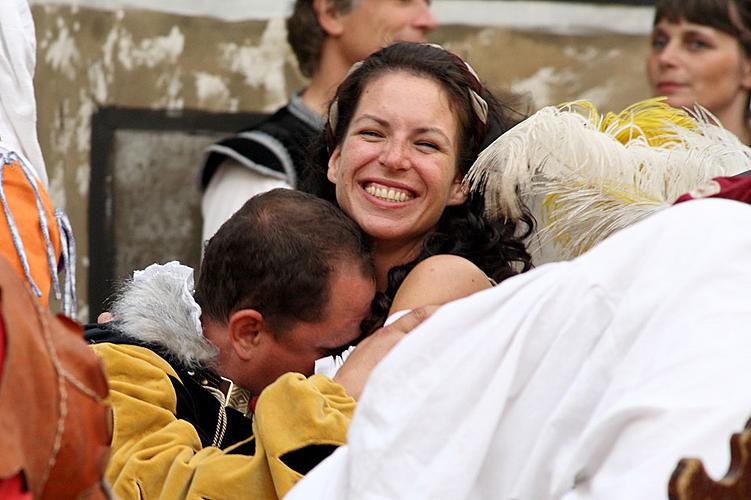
[657,81,683,93]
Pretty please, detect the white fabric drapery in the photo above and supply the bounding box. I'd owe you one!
[287,198,751,500]
[0,0,47,187]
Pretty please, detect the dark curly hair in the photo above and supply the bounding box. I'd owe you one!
[300,42,533,328]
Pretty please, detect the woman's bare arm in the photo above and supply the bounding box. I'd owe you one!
[389,254,493,316]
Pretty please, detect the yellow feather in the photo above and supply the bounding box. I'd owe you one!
[560,97,698,147]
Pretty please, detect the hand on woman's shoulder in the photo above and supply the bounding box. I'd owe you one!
[390,254,493,315]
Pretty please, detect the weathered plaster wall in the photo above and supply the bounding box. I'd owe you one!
[434,26,650,114]
[33,5,303,319]
[30,2,652,319]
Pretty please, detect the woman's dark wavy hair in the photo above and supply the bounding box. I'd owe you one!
[300,42,533,329]
[654,0,751,53]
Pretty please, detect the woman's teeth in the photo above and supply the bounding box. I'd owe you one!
[365,184,413,202]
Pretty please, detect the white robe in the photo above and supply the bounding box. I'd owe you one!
[0,0,47,186]
[287,198,751,500]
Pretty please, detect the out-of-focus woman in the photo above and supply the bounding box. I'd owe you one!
[646,0,751,144]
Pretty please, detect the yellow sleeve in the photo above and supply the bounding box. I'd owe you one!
[254,373,356,498]
[92,343,354,500]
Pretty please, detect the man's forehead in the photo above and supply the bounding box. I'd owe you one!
[318,272,375,344]
[330,273,374,310]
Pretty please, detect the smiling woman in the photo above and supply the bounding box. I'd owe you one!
[646,0,751,144]
[303,42,533,322]
[327,72,466,259]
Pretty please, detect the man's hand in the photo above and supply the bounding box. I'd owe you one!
[97,312,114,323]
[334,306,438,400]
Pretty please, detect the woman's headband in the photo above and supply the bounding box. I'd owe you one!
[433,43,489,126]
[328,45,489,134]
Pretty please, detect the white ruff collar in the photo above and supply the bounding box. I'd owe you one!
[111,261,217,369]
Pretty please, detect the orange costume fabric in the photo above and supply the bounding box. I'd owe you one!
[0,255,110,498]
[0,159,60,305]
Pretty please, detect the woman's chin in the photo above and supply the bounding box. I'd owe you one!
[364,226,409,243]
[655,93,695,111]
[362,224,422,248]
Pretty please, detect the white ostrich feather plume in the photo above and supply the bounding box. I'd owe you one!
[466,99,751,259]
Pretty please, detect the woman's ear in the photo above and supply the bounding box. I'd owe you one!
[227,309,265,361]
[314,0,346,37]
[327,146,342,184]
[741,56,751,89]
[447,177,469,206]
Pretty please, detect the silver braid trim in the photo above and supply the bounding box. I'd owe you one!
[55,209,77,319]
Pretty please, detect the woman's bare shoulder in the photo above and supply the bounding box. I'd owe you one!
[389,255,492,315]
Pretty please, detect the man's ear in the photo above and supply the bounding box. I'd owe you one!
[227,309,265,361]
[447,176,469,206]
[314,0,345,37]
[327,145,342,184]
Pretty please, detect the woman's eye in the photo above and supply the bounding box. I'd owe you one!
[650,35,667,50]
[360,130,383,138]
[416,141,439,151]
[687,38,710,50]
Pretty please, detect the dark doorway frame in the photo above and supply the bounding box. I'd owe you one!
[88,107,265,321]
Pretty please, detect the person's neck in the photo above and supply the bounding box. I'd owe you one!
[300,41,354,116]
[373,239,424,292]
[713,101,751,146]
[201,321,236,381]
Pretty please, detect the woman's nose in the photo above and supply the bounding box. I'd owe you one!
[656,40,681,67]
[414,3,438,35]
[379,141,411,170]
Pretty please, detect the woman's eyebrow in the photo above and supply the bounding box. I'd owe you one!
[415,127,451,144]
[679,25,719,38]
[353,114,389,127]
[653,22,717,38]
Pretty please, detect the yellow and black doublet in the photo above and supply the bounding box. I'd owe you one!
[84,260,355,500]
[86,324,355,499]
